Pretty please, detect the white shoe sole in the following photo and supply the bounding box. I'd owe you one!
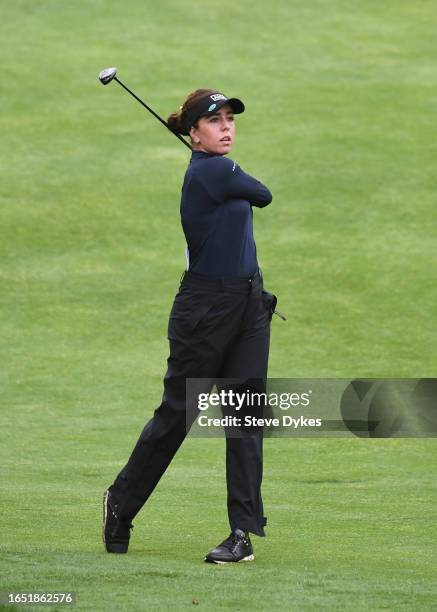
[205,554,255,564]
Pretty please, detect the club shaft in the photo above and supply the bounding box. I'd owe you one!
[113,77,192,150]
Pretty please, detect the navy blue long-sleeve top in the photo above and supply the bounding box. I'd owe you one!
[180,151,272,278]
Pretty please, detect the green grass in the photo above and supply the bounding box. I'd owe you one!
[1,0,437,610]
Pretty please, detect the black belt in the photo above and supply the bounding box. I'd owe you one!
[180,267,262,292]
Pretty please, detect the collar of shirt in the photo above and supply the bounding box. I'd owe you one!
[190,151,222,162]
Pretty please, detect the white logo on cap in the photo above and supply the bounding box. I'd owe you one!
[210,94,227,102]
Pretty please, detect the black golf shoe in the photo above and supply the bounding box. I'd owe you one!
[204,528,254,564]
[102,489,133,553]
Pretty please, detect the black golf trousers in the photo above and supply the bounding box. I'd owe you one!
[109,268,275,537]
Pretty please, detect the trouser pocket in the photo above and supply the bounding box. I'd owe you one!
[168,287,220,336]
[187,300,218,331]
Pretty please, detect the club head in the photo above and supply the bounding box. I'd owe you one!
[99,67,117,85]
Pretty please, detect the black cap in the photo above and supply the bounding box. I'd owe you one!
[181,92,244,135]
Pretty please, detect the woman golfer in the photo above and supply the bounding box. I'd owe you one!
[103,88,279,563]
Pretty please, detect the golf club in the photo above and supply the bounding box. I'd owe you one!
[98,67,192,150]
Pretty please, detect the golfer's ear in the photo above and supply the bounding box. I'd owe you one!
[190,126,200,144]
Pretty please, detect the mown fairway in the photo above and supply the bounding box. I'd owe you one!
[1,1,436,610]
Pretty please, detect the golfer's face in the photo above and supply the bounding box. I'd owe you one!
[190,104,236,155]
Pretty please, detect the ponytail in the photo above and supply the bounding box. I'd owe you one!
[167,111,185,135]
